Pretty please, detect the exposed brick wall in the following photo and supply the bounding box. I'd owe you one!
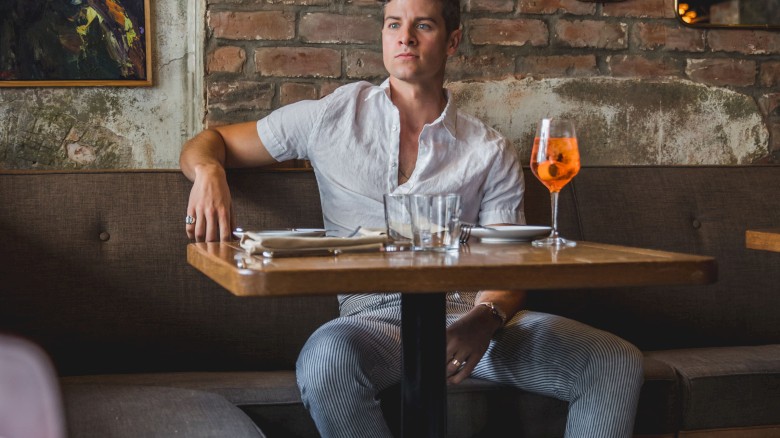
[204,0,780,162]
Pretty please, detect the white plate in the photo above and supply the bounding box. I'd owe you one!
[470,225,551,243]
[234,228,327,239]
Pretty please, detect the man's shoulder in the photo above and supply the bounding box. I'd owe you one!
[328,81,380,100]
[453,108,508,147]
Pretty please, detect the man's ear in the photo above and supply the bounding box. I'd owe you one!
[446,28,462,56]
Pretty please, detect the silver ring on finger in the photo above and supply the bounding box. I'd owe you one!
[185,215,196,225]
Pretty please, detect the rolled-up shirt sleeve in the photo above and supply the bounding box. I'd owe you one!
[478,141,526,226]
[257,96,328,162]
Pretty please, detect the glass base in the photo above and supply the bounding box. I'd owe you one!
[385,242,413,252]
[531,236,577,248]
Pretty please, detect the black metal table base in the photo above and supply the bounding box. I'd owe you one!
[401,292,447,438]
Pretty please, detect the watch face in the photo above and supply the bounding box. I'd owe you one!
[479,302,506,325]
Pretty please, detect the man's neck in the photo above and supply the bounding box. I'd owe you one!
[388,77,447,129]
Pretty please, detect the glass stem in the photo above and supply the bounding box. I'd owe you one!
[549,191,560,238]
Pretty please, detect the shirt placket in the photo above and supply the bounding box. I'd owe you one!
[388,107,402,193]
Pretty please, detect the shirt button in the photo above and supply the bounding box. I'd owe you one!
[392,125,398,131]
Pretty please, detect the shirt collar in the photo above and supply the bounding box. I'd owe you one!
[366,79,458,139]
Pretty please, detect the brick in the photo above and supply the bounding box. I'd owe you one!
[602,0,676,19]
[469,18,548,47]
[206,46,246,73]
[205,108,272,129]
[517,55,598,77]
[468,0,514,13]
[760,62,780,88]
[608,55,681,77]
[348,0,384,6]
[555,19,627,50]
[300,13,381,44]
[264,0,330,5]
[770,121,780,155]
[320,81,346,97]
[206,0,257,4]
[758,93,780,117]
[346,49,387,79]
[280,83,318,106]
[708,30,780,55]
[255,48,342,78]
[207,80,275,113]
[685,58,756,87]
[518,0,595,15]
[209,11,295,41]
[634,22,704,52]
[445,52,515,80]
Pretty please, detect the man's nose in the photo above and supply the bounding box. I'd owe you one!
[399,26,416,46]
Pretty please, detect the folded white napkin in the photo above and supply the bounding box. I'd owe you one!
[240,228,387,256]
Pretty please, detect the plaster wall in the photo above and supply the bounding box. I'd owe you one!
[450,77,768,165]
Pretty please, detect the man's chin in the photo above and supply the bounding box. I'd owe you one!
[387,68,423,82]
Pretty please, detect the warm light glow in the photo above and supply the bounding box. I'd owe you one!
[685,11,698,19]
[678,3,689,16]
[682,15,692,23]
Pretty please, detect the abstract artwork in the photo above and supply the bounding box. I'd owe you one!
[0,0,151,86]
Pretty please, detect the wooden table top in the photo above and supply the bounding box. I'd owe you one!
[746,229,780,253]
[187,241,717,297]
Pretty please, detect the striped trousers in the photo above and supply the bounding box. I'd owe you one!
[296,293,644,438]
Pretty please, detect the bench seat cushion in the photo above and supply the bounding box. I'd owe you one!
[646,345,780,431]
[63,383,265,438]
[62,356,680,437]
[62,371,302,405]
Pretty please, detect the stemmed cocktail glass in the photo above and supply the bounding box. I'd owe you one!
[530,118,581,247]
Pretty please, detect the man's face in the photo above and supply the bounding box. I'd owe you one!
[382,0,461,85]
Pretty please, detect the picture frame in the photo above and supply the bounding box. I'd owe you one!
[0,0,152,87]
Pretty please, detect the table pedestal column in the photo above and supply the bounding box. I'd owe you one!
[401,292,446,438]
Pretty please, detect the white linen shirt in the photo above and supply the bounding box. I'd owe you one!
[257,79,525,236]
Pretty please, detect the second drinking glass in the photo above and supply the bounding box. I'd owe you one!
[410,194,461,252]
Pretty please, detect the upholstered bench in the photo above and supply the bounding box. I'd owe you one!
[1,166,778,437]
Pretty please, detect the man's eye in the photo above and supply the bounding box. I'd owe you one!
[417,23,431,30]
[388,22,399,29]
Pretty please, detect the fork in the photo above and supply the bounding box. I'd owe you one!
[459,223,474,243]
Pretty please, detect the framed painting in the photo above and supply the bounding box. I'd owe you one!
[0,0,152,87]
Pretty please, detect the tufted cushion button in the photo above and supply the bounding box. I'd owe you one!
[99,232,110,241]
[692,219,702,229]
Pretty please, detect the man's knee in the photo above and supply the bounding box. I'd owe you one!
[296,323,366,393]
[592,335,644,384]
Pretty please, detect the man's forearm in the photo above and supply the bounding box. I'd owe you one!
[180,129,228,182]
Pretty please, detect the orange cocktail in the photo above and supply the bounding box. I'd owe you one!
[530,119,581,248]
[530,137,581,193]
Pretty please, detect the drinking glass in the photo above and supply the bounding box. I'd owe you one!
[530,118,581,247]
[410,194,461,252]
[383,194,413,251]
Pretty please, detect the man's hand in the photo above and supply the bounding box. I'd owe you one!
[186,164,235,242]
[446,289,525,384]
[445,304,502,384]
[180,123,276,242]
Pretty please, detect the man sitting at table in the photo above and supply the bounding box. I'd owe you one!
[179,0,643,435]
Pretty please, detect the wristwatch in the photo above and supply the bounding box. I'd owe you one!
[477,302,507,326]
